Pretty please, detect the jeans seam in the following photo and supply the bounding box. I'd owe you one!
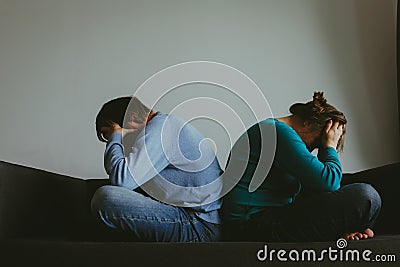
[102,215,191,224]
[199,227,212,241]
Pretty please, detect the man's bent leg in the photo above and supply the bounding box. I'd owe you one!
[91,185,219,242]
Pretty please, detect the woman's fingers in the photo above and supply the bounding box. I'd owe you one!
[329,121,343,135]
[325,120,333,133]
[322,120,345,149]
[332,121,340,129]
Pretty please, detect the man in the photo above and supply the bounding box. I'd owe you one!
[91,96,222,242]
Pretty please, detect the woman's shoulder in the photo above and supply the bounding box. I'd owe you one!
[258,118,288,131]
[259,118,301,141]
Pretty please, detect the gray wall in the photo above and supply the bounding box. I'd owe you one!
[0,0,399,179]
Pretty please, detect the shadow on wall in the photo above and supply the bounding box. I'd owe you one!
[315,0,399,170]
[397,0,400,133]
[352,0,399,165]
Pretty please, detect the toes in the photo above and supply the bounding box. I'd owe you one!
[343,230,372,241]
[364,228,374,238]
[343,229,374,241]
[343,233,352,240]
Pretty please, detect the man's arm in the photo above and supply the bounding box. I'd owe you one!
[104,132,139,190]
[102,120,170,190]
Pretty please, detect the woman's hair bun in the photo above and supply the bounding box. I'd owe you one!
[309,91,327,115]
[312,91,327,105]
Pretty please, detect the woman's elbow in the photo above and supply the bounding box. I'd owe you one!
[327,183,341,192]
[321,179,341,192]
[322,168,342,192]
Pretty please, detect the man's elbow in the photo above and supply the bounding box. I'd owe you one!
[108,169,138,190]
[109,177,136,190]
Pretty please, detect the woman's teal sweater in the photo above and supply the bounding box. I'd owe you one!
[222,118,342,222]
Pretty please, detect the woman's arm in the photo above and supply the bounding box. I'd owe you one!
[275,121,343,192]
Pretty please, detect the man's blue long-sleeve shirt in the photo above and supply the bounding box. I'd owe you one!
[104,112,222,224]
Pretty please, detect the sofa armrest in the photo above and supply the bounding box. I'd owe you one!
[0,161,88,240]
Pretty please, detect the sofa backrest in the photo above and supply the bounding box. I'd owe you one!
[0,161,91,240]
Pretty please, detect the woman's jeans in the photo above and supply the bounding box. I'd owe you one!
[222,183,382,242]
[91,185,220,242]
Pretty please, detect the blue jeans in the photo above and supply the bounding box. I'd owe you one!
[91,185,220,242]
[222,183,382,242]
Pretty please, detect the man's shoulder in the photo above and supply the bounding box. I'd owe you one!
[150,112,183,126]
[145,113,199,137]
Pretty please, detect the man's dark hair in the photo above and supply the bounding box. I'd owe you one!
[95,96,151,142]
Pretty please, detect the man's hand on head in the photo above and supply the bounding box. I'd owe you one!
[100,122,138,141]
[100,122,121,141]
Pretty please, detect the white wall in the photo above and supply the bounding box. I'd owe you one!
[0,0,399,178]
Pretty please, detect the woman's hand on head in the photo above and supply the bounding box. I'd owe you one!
[322,120,344,150]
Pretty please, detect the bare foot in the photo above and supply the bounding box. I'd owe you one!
[343,228,374,241]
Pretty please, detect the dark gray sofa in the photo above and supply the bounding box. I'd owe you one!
[0,160,399,266]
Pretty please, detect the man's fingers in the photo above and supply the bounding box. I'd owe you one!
[121,127,138,138]
[122,128,136,134]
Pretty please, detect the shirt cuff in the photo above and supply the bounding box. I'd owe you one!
[107,132,122,144]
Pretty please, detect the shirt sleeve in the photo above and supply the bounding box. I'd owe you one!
[104,132,138,190]
[104,125,171,190]
[275,124,342,192]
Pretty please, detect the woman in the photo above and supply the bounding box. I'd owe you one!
[221,92,381,242]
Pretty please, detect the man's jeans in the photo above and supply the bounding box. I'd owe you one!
[91,185,220,242]
[222,183,382,242]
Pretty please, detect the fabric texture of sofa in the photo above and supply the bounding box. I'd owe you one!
[0,160,399,266]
